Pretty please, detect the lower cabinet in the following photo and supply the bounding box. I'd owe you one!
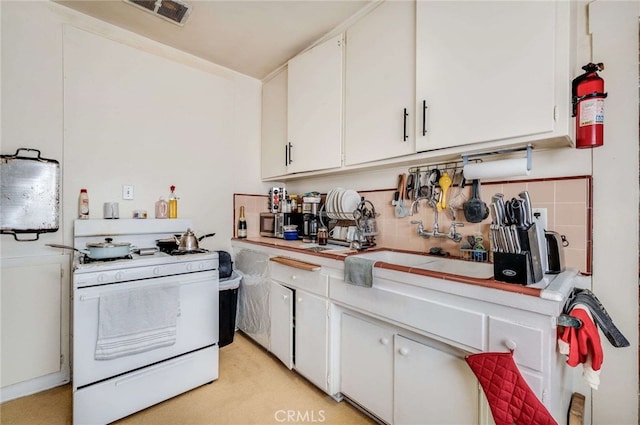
[340,313,394,423]
[341,312,480,425]
[295,290,329,391]
[269,281,293,368]
[394,335,478,425]
[269,277,330,393]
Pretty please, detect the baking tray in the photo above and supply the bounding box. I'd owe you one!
[1,148,60,241]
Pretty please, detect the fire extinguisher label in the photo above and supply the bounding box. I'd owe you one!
[579,98,605,127]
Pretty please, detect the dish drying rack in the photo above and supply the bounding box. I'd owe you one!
[321,197,378,249]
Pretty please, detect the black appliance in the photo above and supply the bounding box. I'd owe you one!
[545,231,566,274]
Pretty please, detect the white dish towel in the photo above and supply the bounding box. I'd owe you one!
[95,285,180,360]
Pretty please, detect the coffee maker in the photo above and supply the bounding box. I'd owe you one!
[302,196,321,243]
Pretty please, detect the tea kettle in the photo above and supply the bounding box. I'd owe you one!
[174,229,216,251]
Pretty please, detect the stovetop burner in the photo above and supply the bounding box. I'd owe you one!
[167,248,209,255]
[80,254,133,264]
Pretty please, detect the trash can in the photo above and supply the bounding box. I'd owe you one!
[219,270,242,348]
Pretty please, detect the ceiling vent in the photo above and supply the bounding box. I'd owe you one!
[124,0,192,26]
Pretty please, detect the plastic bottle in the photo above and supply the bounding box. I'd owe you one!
[78,189,90,219]
[237,206,247,238]
[168,185,178,219]
[155,197,168,219]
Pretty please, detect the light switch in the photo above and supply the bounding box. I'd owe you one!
[122,185,134,200]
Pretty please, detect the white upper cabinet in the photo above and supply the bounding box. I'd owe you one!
[287,33,344,174]
[344,1,416,165]
[415,0,569,152]
[261,68,288,179]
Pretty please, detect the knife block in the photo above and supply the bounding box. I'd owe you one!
[494,223,544,285]
[493,252,533,285]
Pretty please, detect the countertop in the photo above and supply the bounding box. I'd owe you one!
[231,237,582,300]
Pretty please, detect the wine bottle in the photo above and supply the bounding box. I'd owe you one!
[237,206,247,238]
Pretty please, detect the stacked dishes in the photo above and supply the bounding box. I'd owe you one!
[326,188,361,220]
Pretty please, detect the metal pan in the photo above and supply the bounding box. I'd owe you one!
[47,238,133,259]
[1,148,60,241]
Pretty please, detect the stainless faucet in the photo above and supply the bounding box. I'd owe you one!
[409,196,430,216]
[447,222,465,242]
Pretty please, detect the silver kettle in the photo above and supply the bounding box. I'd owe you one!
[174,229,216,251]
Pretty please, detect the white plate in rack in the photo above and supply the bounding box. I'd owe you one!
[326,188,342,219]
[340,190,360,220]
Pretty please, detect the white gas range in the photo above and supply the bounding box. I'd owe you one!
[72,219,219,424]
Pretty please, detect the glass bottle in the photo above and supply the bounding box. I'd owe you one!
[237,206,247,238]
[168,185,178,219]
[78,189,89,219]
[155,197,168,219]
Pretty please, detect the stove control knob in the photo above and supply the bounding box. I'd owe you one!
[199,263,205,270]
[186,263,194,272]
[115,272,124,281]
[153,267,161,276]
[97,274,106,283]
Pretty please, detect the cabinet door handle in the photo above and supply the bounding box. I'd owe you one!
[379,337,389,346]
[422,100,428,136]
[403,108,409,142]
[285,144,289,167]
[398,347,410,356]
[288,142,293,164]
[282,295,289,301]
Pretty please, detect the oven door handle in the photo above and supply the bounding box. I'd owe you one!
[114,355,192,386]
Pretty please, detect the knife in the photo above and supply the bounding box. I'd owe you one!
[518,191,533,227]
[494,194,507,225]
[510,224,521,253]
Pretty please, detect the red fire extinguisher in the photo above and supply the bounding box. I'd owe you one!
[572,62,607,149]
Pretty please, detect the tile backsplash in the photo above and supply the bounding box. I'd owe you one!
[234,176,590,273]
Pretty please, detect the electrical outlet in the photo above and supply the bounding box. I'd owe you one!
[122,185,134,200]
[532,208,548,231]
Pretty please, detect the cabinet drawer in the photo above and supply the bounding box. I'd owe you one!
[488,317,543,372]
[331,276,486,350]
[269,260,327,296]
[74,346,218,424]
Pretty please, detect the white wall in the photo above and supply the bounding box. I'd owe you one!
[1,1,263,256]
[589,2,639,424]
[0,0,262,399]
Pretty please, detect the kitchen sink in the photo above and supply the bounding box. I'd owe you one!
[353,250,494,279]
[298,244,355,254]
[351,250,437,267]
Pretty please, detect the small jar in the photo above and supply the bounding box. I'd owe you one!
[155,197,168,219]
[317,227,328,245]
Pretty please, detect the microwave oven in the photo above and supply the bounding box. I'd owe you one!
[260,212,304,238]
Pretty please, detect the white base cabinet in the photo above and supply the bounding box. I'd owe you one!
[267,259,331,393]
[231,241,576,424]
[394,335,478,425]
[340,313,480,425]
[340,313,394,423]
[295,290,329,392]
[269,281,294,369]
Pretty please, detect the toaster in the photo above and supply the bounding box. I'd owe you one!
[545,231,566,274]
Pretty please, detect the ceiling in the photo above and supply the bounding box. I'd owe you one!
[55,0,372,80]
